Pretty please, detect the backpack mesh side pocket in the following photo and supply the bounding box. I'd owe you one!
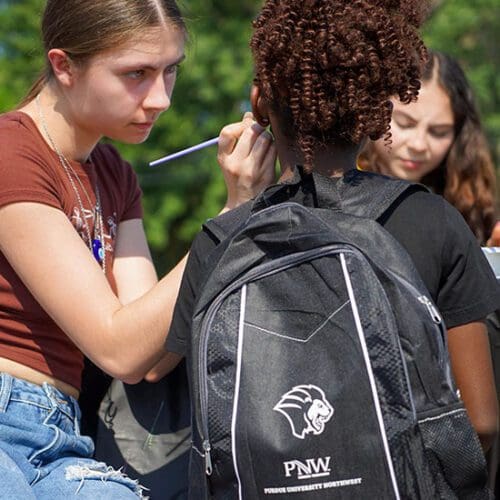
[418,403,492,499]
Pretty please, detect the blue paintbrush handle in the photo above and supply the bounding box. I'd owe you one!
[149,137,219,166]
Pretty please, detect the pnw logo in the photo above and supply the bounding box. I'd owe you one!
[284,456,332,480]
[274,385,334,439]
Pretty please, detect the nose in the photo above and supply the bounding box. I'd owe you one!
[407,128,428,154]
[143,74,171,113]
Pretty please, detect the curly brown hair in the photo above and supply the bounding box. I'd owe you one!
[360,51,497,244]
[250,0,430,171]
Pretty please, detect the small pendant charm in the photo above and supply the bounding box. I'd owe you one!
[92,239,104,263]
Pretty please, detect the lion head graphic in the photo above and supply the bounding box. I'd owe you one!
[274,385,334,439]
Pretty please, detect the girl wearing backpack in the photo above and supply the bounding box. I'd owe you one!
[0,0,276,497]
[166,0,500,497]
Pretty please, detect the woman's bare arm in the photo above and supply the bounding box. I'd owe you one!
[0,115,276,384]
[447,321,498,452]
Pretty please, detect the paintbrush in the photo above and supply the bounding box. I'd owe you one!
[149,137,219,167]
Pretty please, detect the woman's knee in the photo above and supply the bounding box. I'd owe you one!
[33,459,148,499]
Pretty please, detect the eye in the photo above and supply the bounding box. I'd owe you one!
[165,64,180,76]
[126,69,146,80]
[392,111,416,130]
[394,118,414,130]
[430,128,454,139]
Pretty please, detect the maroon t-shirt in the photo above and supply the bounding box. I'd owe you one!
[0,111,143,390]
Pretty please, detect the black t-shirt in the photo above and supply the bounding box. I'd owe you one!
[166,176,500,356]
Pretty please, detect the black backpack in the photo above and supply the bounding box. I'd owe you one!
[187,169,490,499]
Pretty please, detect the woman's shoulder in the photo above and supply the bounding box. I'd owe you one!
[385,186,500,325]
[0,110,56,176]
[0,111,45,155]
[385,187,453,234]
[0,111,65,208]
[391,187,474,242]
[382,188,464,300]
[385,186,481,266]
[0,110,34,129]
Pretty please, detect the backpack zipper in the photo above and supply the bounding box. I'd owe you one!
[417,295,442,323]
[202,440,213,475]
[385,269,454,391]
[386,270,445,344]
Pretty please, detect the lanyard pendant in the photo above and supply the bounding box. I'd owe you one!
[92,239,104,263]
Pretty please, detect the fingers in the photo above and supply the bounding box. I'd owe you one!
[218,115,266,160]
[252,127,275,166]
[218,112,256,156]
[262,139,278,182]
[217,113,277,211]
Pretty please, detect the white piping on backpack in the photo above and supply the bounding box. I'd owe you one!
[244,300,350,342]
[340,253,401,500]
[418,408,466,424]
[232,284,247,500]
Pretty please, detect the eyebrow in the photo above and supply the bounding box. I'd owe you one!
[393,110,417,122]
[393,109,453,128]
[127,54,186,72]
[169,54,186,66]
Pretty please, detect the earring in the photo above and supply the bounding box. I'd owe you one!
[260,117,270,127]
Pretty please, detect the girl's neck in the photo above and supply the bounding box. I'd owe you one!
[20,85,99,163]
[272,121,363,181]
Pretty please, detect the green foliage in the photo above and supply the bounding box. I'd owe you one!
[1,0,498,270]
[0,0,44,111]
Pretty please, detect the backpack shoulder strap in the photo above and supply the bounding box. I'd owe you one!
[202,169,312,243]
[202,202,252,243]
[314,169,429,220]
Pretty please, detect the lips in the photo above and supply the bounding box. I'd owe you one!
[401,159,423,170]
[133,122,153,129]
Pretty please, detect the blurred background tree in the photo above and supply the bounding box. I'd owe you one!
[0,0,498,270]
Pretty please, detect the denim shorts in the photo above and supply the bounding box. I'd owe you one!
[0,372,147,499]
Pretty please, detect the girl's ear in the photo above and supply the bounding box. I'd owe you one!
[47,49,76,87]
[250,84,270,127]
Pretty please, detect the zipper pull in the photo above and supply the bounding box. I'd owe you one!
[203,440,213,476]
[418,295,442,324]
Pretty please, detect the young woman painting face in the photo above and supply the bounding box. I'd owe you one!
[67,29,185,144]
[371,73,455,183]
[42,26,185,159]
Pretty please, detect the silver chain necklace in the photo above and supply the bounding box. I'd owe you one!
[35,94,106,272]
